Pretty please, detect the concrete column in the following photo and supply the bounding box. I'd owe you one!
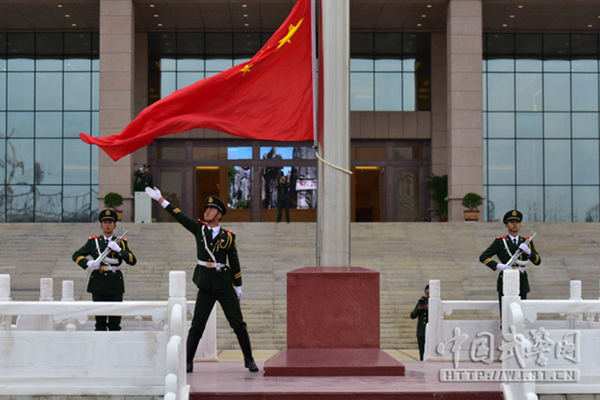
[99,0,135,221]
[132,32,149,168]
[317,0,351,267]
[430,33,448,177]
[446,0,484,221]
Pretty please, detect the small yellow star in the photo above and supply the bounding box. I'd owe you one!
[240,64,254,75]
[277,17,304,50]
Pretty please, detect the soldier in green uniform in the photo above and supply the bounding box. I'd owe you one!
[410,284,429,361]
[134,163,154,191]
[479,210,541,313]
[72,209,137,331]
[145,186,258,373]
[276,175,291,223]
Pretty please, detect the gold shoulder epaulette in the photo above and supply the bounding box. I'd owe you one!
[121,238,128,241]
[89,235,100,240]
[497,236,507,239]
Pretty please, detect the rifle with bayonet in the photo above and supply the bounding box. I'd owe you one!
[506,231,536,268]
[94,229,127,266]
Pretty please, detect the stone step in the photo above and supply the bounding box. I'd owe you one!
[0,221,596,350]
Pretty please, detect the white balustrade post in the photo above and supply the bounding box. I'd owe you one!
[168,271,187,391]
[0,274,10,301]
[39,278,54,330]
[501,270,534,398]
[62,280,74,301]
[424,279,441,361]
[61,280,77,331]
[0,274,11,330]
[569,280,583,328]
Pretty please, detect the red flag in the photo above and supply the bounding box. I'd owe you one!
[80,0,314,161]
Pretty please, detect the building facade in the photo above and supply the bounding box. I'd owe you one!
[1,0,599,223]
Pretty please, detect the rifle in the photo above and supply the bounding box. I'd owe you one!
[94,230,128,266]
[506,231,536,268]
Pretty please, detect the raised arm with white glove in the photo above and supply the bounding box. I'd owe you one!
[145,186,169,208]
[496,263,511,271]
[145,186,162,201]
[519,243,531,256]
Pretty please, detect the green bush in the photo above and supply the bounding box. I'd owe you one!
[104,192,123,209]
[424,174,448,220]
[461,192,484,210]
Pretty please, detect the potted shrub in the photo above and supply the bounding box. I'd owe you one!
[103,192,124,221]
[424,174,448,221]
[462,192,484,222]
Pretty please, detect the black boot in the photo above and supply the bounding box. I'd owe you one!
[236,330,259,372]
[186,334,202,373]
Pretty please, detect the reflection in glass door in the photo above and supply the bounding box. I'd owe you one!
[196,166,252,222]
[352,167,383,222]
[158,170,183,222]
[394,169,420,222]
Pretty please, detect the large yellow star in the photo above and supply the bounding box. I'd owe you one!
[277,17,304,50]
[240,64,253,76]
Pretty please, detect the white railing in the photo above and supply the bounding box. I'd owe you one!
[0,272,190,400]
[426,272,600,400]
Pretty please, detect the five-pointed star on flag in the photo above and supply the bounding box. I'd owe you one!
[240,64,253,75]
[277,17,304,50]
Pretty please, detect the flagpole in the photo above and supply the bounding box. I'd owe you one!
[317,0,350,267]
[311,0,318,150]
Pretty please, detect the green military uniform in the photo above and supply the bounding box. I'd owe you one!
[479,210,541,300]
[161,195,258,372]
[134,164,154,191]
[276,180,291,223]
[72,209,136,331]
[410,299,428,361]
[148,189,257,372]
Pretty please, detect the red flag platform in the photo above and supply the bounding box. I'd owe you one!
[263,266,405,376]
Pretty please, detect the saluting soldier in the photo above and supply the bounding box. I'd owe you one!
[134,163,154,191]
[145,186,258,373]
[479,210,541,312]
[72,209,136,331]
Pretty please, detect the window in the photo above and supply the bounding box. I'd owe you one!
[0,32,99,222]
[483,33,600,222]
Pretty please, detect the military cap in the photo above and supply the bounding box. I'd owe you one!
[503,210,523,224]
[205,196,227,215]
[142,163,150,169]
[99,209,118,222]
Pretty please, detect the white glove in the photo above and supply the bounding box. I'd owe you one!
[519,243,531,256]
[496,263,511,271]
[139,166,144,172]
[107,266,119,272]
[235,286,243,301]
[145,186,162,201]
[517,266,526,273]
[107,241,121,253]
[86,260,100,270]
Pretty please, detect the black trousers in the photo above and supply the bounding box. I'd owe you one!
[417,335,425,361]
[92,293,123,331]
[189,286,247,338]
[277,199,290,222]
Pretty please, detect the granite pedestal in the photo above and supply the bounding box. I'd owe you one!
[264,267,405,376]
